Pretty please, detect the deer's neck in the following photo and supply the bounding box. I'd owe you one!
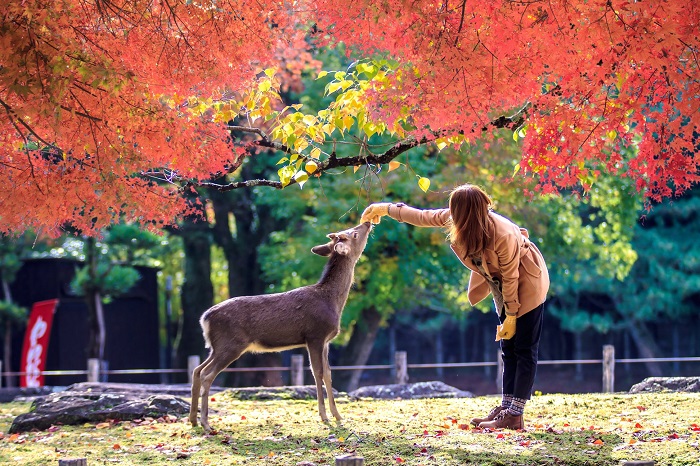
[316,255,356,307]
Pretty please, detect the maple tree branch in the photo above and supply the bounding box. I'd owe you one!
[0,98,45,194]
[195,105,533,192]
[226,125,291,153]
[66,89,104,122]
[455,0,467,46]
[197,179,283,191]
[678,39,700,74]
[0,97,53,147]
[486,102,531,131]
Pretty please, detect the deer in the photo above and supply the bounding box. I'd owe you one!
[189,221,373,432]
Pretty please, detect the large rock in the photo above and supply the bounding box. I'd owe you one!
[223,385,338,400]
[349,381,473,400]
[9,388,190,433]
[629,376,700,394]
[0,386,54,403]
[64,382,222,397]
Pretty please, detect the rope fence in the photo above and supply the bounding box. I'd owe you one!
[2,345,699,393]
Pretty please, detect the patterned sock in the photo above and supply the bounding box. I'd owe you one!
[507,397,527,416]
[501,394,513,409]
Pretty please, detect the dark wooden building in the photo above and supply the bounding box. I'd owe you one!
[4,258,160,386]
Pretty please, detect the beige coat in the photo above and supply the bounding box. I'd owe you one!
[387,204,549,317]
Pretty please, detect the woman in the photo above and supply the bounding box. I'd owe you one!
[360,184,549,430]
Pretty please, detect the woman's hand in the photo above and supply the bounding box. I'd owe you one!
[360,203,392,224]
[495,315,517,341]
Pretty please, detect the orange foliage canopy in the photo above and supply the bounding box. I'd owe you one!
[1,0,698,235]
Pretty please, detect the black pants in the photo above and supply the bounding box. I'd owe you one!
[499,303,544,401]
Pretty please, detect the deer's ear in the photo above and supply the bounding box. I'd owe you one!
[327,233,338,240]
[311,243,333,256]
[334,242,350,256]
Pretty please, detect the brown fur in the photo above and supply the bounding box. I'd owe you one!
[189,222,372,432]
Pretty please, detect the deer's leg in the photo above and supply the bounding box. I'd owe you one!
[199,346,246,432]
[190,351,215,426]
[321,343,341,421]
[306,341,329,422]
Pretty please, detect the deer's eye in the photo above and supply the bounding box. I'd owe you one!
[352,232,359,239]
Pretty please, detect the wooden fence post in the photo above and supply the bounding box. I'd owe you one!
[394,351,408,384]
[290,354,304,386]
[602,345,615,393]
[0,361,3,388]
[87,359,100,383]
[187,355,201,384]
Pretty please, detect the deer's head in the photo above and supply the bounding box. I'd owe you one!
[311,222,372,260]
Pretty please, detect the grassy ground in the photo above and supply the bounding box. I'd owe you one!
[1,391,699,465]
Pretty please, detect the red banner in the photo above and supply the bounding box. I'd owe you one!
[20,299,59,388]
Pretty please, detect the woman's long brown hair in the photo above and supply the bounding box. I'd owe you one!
[447,184,493,258]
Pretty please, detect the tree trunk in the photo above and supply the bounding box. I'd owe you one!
[178,215,214,369]
[86,290,106,361]
[84,237,105,361]
[335,306,382,392]
[209,183,267,298]
[3,322,12,388]
[625,319,663,377]
[208,180,284,387]
[2,279,14,387]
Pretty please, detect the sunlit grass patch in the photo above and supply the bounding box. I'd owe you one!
[1,392,698,465]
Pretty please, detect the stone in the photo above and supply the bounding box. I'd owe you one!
[223,385,339,400]
[348,381,473,400]
[9,389,190,433]
[629,376,700,394]
[64,382,221,397]
[0,386,54,403]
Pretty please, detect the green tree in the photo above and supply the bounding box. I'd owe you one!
[68,224,167,361]
[0,235,29,387]
[598,188,700,374]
